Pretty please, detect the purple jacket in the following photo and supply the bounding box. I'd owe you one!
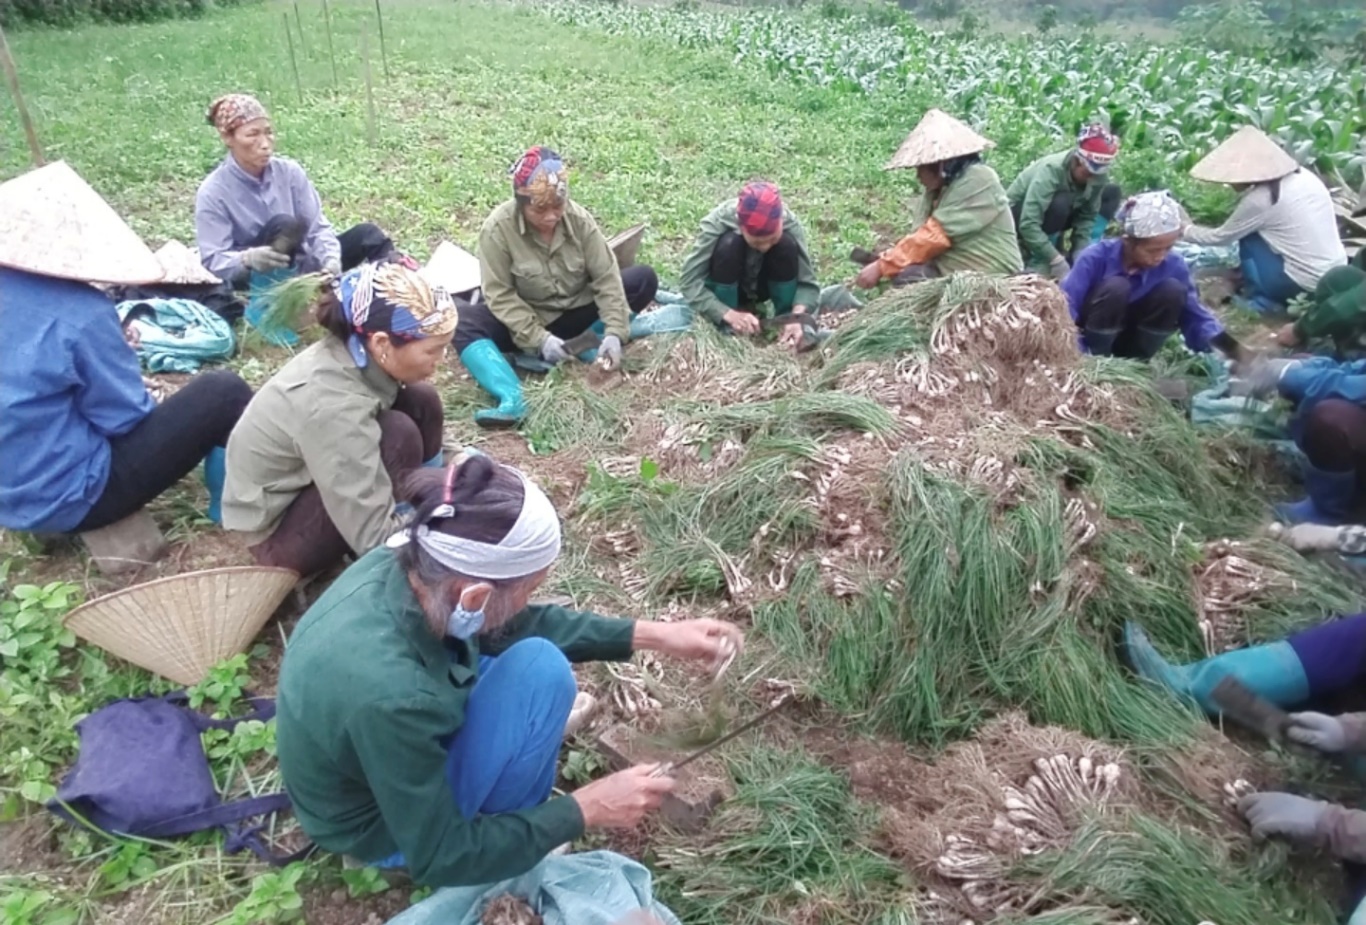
[1060,238,1224,353]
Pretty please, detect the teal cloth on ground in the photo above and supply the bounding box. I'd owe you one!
[384,850,681,925]
[116,298,235,373]
[1173,241,1240,271]
[245,267,300,347]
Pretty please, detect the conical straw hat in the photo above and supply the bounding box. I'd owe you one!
[64,567,297,685]
[0,161,164,285]
[607,223,647,268]
[153,240,221,286]
[1190,126,1299,184]
[885,109,994,170]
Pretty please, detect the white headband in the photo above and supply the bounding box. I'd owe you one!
[385,473,562,581]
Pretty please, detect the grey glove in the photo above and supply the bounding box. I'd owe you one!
[599,334,623,370]
[240,245,290,273]
[1048,254,1070,280]
[541,334,570,364]
[321,256,342,278]
[1287,711,1349,752]
[1239,792,1328,841]
[1239,356,1297,398]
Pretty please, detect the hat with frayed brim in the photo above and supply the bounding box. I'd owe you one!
[1190,126,1299,185]
[0,161,164,285]
[63,567,297,685]
[885,109,994,170]
[153,240,221,286]
[607,223,646,268]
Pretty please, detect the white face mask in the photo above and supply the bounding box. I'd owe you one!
[445,599,486,640]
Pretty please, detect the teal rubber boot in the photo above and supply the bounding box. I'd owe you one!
[245,267,300,347]
[203,447,227,525]
[1123,621,1309,713]
[706,280,741,310]
[630,302,694,338]
[423,453,445,468]
[768,279,799,316]
[459,339,527,429]
[578,320,608,363]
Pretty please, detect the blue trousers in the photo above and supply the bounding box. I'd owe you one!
[1240,232,1305,308]
[375,638,576,866]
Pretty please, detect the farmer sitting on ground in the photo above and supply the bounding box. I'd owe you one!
[1183,126,1346,314]
[0,162,251,536]
[195,93,410,344]
[222,262,454,576]
[275,455,744,885]
[456,146,659,428]
[1007,122,1121,279]
[677,180,820,350]
[1060,190,1242,361]
[1124,615,1366,923]
[854,109,1023,289]
[1273,265,1366,355]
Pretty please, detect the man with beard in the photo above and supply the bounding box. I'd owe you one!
[275,454,743,885]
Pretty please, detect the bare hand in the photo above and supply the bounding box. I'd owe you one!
[572,764,676,829]
[723,309,761,336]
[647,619,745,674]
[1276,322,1301,349]
[776,306,809,350]
[855,262,883,290]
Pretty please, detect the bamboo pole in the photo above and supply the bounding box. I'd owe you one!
[322,0,338,89]
[374,0,390,81]
[0,23,44,167]
[284,15,304,105]
[294,0,307,56]
[361,25,377,148]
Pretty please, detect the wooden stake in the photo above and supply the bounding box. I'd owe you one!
[0,23,44,167]
[322,0,338,89]
[284,14,304,104]
[294,0,307,56]
[374,0,390,80]
[361,25,377,148]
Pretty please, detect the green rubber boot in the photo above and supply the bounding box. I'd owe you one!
[1123,621,1309,713]
[459,339,527,429]
[768,278,798,316]
[706,280,741,310]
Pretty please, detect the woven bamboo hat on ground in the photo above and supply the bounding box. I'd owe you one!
[1190,126,1299,185]
[885,109,995,170]
[64,567,297,686]
[607,223,647,268]
[153,240,221,286]
[0,161,164,285]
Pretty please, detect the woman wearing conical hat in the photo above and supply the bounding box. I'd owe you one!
[854,109,1022,290]
[1183,126,1346,313]
[195,93,411,346]
[0,162,252,537]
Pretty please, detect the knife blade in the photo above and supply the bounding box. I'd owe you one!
[651,697,791,777]
[1209,676,1292,742]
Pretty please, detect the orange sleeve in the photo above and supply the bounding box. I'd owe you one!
[877,218,952,278]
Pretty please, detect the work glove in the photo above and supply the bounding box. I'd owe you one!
[541,334,570,364]
[1287,712,1349,752]
[240,246,291,273]
[599,334,623,370]
[1048,254,1070,280]
[321,256,342,278]
[1236,356,1297,399]
[1239,792,1328,842]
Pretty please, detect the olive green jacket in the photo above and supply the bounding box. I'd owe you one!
[1006,149,1104,265]
[914,162,1023,276]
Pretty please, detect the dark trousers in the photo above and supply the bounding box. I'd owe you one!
[451,264,659,353]
[1012,190,1077,257]
[249,383,444,576]
[1302,399,1366,485]
[75,370,252,532]
[1078,276,1184,359]
[709,230,798,310]
[251,215,397,272]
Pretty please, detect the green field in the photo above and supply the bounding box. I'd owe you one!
[3,1,1365,923]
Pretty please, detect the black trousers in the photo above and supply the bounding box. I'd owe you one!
[75,370,253,532]
[1301,399,1366,480]
[709,230,798,309]
[452,264,659,353]
[250,215,397,272]
[1077,276,1184,359]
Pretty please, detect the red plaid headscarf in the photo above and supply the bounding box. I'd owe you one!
[737,181,784,237]
[509,146,567,208]
[1076,123,1120,173]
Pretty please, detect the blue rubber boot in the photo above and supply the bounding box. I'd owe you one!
[1123,621,1309,713]
[1275,462,1357,526]
[423,452,445,468]
[245,267,300,347]
[459,339,527,429]
[203,447,227,525]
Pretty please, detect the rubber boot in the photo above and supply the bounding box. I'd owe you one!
[459,339,526,428]
[707,281,741,310]
[1123,621,1309,713]
[578,320,608,363]
[1130,325,1177,361]
[1276,462,1357,526]
[245,267,300,347]
[203,447,227,525]
[629,303,693,338]
[423,453,445,468]
[768,279,799,317]
[1082,327,1120,357]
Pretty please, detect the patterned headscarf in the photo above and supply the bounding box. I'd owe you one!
[207,94,269,135]
[510,146,568,209]
[1116,190,1185,239]
[737,181,784,237]
[336,262,457,368]
[1076,123,1120,174]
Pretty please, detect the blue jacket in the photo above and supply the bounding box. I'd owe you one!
[1060,238,1224,353]
[0,268,155,532]
[1280,357,1366,415]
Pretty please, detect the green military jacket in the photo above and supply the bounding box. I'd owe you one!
[223,337,405,555]
[276,546,637,886]
[1006,149,1104,265]
[913,161,1023,276]
[478,198,631,352]
[678,200,821,324]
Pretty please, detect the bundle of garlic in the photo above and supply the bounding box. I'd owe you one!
[480,894,543,925]
[605,654,664,720]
